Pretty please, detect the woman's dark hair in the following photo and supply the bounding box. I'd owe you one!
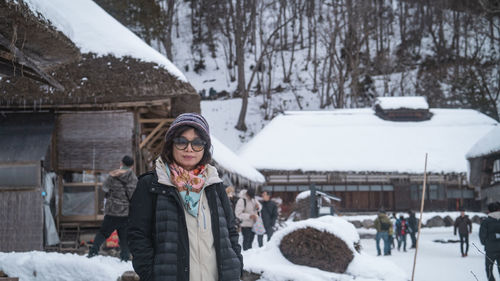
[246,187,255,199]
[161,125,212,166]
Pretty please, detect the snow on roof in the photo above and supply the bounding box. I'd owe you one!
[466,126,500,159]
[375,96,429,110]
[24,0,186,82]
[295,190,341,202]
[239,108,498,174]
[211,135,265,183]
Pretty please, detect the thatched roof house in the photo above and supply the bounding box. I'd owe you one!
[467,126,500,208]
[0,0,200,252]
[240,97,498,212]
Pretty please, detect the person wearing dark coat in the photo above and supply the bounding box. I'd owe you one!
[88,155,137,261]
[257,191,278,247]
[396,215,408,252]
[479,202,500,281]
[127,113,242,281]
[407,210,417,249]
[454,210,472,257]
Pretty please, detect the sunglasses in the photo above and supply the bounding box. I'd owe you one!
[173,137,206,152]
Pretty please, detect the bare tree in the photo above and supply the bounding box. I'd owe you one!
[159,0,176,60]
[233,0,257,131]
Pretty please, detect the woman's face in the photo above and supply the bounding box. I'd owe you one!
[172,128,204,170]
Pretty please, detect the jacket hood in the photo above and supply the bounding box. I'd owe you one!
[155,157,222,187]
[238,189,247,198]
[488,211,500,220]
[110,168,135,181]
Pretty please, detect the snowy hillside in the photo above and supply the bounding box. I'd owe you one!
[94,0,500,151]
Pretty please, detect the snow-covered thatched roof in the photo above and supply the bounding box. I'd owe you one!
[24,0,185,81]
[466,126,500,159]
[374,96,429,110]
[239,108,498,174]
[0,0,197,108]
[212,135,265,185]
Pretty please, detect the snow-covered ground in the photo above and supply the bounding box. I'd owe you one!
[0,213,495,281]
[359,226,495,281]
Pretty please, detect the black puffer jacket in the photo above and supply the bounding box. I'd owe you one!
[260,201,278,231]
[128,171,242,281]
[479,211,500,253]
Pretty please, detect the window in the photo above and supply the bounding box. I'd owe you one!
[298,185,309,191]
[492,159,500,184]
[382,185,394,191]
[322,185,334,191]
[429,185,439,200]
[334,185,346,191]
[273,185,285,192]
[359,185,370,191]
[346,185,358,191]
[262,186,273,192]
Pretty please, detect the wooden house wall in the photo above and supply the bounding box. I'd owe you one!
[0,189,43,251]
[261,171,476,212]
[57,111,134,171]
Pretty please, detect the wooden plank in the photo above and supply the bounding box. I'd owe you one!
[139,118,174,123]
[0,33,64,90]
[63,182,102,187]
[59,215,102,222]
[139,119,168,149]
[0,98,172,109]
[0,190,43,251]
[145,127,167,149]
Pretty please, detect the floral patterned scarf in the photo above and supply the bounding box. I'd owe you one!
[167,162,207,217]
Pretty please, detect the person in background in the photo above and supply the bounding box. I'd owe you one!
[454,209,472,257]
[389,212,397,250]
[407,210,417,249]
[396,215,408,252]
[257,190,278,247]
[235,187,261,250]
[127,113,242,281]
[374,209,392,256]
[479,202,500,281]
[88,155,137,261]
[226,186,241,232]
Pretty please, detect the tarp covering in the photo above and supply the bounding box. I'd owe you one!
[0,113,54,163]
[44,173,60,246]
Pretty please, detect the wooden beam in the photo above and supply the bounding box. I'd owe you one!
[145,127,167,149]
[139,119,168,149]
[0,98,174,110]
[0,33,64,90]
[139,118,174,123]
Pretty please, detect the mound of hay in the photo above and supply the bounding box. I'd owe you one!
[279,227,354,273]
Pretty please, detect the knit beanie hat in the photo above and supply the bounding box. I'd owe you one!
[165,113,211,146]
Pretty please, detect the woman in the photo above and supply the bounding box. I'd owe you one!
[128,113,242,281]
[235,187,261,250]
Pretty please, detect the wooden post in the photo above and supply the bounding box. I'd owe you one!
[411,153,428,281]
